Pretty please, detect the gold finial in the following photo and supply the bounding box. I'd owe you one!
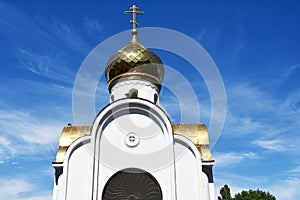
[124,5,144,34]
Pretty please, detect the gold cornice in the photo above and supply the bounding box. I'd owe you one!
[54,124,213,162]
[172,124,209,145]
[59,125,91,147]
[55,125,91,162]
[172,124,213,161]
[56,147,68,163]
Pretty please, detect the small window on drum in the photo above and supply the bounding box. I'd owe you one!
[154,93,158,103]
[129,89,138,98]
[102,168,162,200]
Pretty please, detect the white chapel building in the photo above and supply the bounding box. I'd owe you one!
[52,5,215,200]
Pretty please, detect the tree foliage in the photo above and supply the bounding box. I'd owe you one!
[218,184,232,200]
[234,189,276,200]
[218,185,276,200]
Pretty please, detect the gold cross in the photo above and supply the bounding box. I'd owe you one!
[124,5,144,31]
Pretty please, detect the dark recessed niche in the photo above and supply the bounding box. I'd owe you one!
[102,168,162,200]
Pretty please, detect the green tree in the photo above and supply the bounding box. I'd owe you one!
[218,185,276,200]
[218,184,233,200]
[234,189,276,200]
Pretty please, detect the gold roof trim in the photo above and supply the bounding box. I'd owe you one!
[55,124,213,162]
[55,125,91,162]
[56,147,68,163]
[172,124,213,161]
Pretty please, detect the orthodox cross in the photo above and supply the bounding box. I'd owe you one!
[124,5,144,31]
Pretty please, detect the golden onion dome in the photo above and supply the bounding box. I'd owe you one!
[105,33,164,91]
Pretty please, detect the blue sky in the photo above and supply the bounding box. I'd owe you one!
[1,0,300,199]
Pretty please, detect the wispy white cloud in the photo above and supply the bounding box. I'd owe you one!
[0,177,52,200]
[0,136,16,163]
[0,2,95,86]
[0,110,60,144]
[0,2,41,39]
[214,172,269,196]
[0,178,32,199]
[0,78,74,121]
[40,166,55,177]
[195,28,207,42]
[283,64,300,77]
[227,83,275,115]
[252,139,291,152]
[21,193,52,200]
[287,165,300,174]
[224,114,270,137]
[6,79,72,98]
[269,178,300,200]
[280,90,300,113]
[223,82,300,143]
[35,16,92,54]
[17,49,74,84]
[83,16,103,37]
[0,109,64,162]
[214,151,260,168]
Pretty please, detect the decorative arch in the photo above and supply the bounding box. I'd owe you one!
[102,168,163,200]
